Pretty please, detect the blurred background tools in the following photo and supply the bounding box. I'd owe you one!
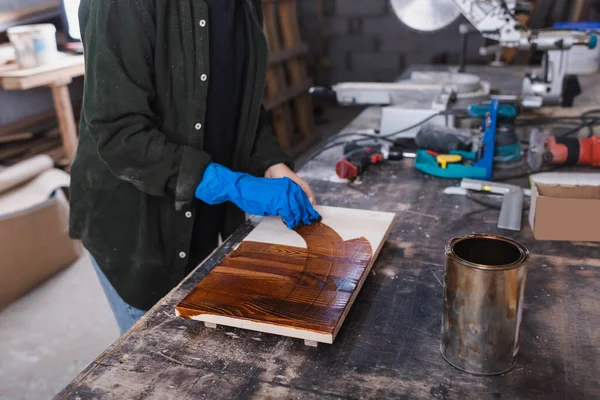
[460,179,526,231]
[528,129,600,170]
[335,142,409,179]
[414,99,505,179]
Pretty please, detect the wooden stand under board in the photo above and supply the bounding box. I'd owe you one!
[175,205,396,346]
[263,0,317,157]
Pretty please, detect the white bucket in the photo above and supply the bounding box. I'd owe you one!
[7,24,58,69]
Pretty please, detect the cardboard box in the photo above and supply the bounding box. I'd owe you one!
[529,173,600,242]
[0,159,82,310]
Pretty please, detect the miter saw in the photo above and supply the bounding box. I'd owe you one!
[311,0,597,138]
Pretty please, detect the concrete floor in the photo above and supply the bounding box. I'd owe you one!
[0,106,360,400]
[0,254,119,400]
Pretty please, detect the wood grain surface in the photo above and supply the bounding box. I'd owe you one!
[176,208,394,344]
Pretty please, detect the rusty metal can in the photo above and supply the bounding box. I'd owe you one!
[441,233,529,375]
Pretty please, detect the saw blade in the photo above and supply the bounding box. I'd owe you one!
[390,0,461,32]
[527,128,548,171]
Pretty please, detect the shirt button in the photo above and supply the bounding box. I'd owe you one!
[199,20,206,27]
[194,123,202,130]
[200,74,207,81]
[185,211,192,218]
[179,252,187,259]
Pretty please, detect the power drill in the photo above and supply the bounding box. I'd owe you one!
[542,136,600,167]
[528,129,600,170]
[335,142,404,179]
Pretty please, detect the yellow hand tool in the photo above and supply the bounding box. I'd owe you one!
[436,154,463,169]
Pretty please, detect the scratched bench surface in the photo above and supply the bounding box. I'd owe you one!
[55,169,600,399]
[175,206,396,344]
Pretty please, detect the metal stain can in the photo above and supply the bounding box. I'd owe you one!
[441,233,529,375]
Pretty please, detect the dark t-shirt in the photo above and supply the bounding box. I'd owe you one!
[189,1,248,270]
[203,0,247,167]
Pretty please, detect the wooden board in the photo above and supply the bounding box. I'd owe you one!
[175,205,395,345]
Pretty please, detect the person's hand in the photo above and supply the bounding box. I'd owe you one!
[195,163,321,229]
[265,163,316,205]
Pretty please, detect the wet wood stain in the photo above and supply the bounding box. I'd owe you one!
[176,222,373,336]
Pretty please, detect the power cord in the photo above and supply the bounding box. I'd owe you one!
[306,112,445,162]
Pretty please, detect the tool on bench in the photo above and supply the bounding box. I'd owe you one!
[414,99,502,179]
[460,179,526,231]
[335,142,407,180]
[528,129,600,171]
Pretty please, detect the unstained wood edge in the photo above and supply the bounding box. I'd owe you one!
[175,309,334,344]
[175,212,397,345]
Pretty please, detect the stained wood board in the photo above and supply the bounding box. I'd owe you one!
[176,205,396,344]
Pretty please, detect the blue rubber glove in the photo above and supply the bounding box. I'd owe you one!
[195,163,321,229]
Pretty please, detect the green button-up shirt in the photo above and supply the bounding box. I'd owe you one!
[69,0,292,310]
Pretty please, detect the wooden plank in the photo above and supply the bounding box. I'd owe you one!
[263,1,295,151]
[0,132,34,144]
[263,79,312,111]
[0,54,84,90]
[176,205,396,344]
[268,44,308,65]
[0,110,56,137]
[277,0,316,143]
[0,54,83,78]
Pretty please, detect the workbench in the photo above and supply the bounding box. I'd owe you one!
[56,66,600,399]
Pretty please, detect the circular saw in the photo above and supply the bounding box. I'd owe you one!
[390,0,461,32]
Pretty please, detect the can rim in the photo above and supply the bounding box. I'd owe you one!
[445,233,529,271]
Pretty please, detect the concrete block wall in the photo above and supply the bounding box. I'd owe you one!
[297,0,487,84]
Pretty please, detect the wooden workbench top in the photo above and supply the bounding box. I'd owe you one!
[56,168,600,399]
[56,66,600,399]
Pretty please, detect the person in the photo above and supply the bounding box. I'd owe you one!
[69,0,320,335]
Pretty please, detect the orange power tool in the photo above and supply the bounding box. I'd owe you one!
[544,136,600,167]
[528,129,600,170]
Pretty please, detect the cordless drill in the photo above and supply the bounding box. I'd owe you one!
[335,142,404,179]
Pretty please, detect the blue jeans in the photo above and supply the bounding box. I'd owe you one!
[90,256,146,335]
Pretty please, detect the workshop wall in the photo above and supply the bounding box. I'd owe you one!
[297,0,488,84]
